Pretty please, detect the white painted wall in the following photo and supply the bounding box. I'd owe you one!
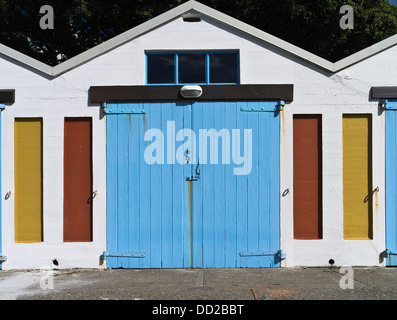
[0,14,395,269]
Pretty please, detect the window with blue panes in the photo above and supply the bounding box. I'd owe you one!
[146,51,239,85]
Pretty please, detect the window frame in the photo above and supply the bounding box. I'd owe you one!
[145,51,240,85]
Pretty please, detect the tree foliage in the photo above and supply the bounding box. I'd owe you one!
[0,0,396,66]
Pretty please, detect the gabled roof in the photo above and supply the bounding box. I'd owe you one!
[0,0,396,77]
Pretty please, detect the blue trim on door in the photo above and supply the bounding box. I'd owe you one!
[0,104,3,269]
[385,100,397,266]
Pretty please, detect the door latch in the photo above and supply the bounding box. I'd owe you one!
[186,176,199,181]
[186,161,200,181]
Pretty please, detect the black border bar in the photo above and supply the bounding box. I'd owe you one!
[89,84,294,103]
[0,89,15,103]
[371,86,397,99]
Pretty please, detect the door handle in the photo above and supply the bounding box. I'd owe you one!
[195,160,200,176]
[5,190,11,200]
[87,190,98,204]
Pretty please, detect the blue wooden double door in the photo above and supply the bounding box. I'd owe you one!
[105,101,281,268]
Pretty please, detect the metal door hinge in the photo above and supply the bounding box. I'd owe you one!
[102,251,146,259]
[383,249,397,259]
[103,105,146,114]
[382,99,390,109]
[240,101,284,112]
[0,256,7,263]
[239,250,285,260]
[240,105,279,112]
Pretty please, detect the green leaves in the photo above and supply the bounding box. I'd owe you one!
[0,0,396,65]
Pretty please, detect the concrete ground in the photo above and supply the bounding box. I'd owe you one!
[0,267,397,300]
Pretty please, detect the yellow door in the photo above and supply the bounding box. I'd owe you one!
[343,114,372,240]
[15,118,43,243]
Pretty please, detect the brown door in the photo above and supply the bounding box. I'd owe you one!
[293,115,322,239]
[64,118,93,242]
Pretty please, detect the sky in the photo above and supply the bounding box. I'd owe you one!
[388,0,397,5]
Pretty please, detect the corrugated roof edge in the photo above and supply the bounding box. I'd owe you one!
[0,0,396,77]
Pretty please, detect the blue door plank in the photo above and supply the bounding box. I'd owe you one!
[0,109,2,269]
[213,101,226,268]
[192,101,203,268]
[149,103,162,268]
[182,103,193,268]
[385,111,393,255]
[247,102,260,268]
[258,111,271,254]
[386,103,397,265]
[139,105,151,268]
[117,114,129,268]
[236,105,249,268]
[392,108,396,250]
[127,111,141,268]
[173,104,185,268]
[201,102,216,267]
[224,102,238,268]
[268,106,281,266]
[160,103,173,268]
[106,115,119,268]
[259,110,277,267]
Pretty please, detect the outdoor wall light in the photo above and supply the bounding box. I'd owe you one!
[182,13,202,22]
[180,85,203,99]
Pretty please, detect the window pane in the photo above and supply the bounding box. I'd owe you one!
[147,54,175,84]
[178,54,206,84]
[209,53,238,84]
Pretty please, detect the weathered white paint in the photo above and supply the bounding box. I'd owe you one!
[0,12,395,269]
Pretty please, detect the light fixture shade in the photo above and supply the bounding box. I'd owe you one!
[182,13,201,22]
[180,85,203,99]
